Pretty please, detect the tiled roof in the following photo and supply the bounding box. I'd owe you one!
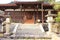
[0,1,53,9]
[15,1,43,4]
[0,4,17,6]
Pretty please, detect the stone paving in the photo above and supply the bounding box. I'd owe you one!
[0,23,51,40]
[15,24,45,38]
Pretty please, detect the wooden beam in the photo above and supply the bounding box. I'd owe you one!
[45,9,54,11]
[41,3,44,24]
[5,9,45,11]
[5,9,14,11]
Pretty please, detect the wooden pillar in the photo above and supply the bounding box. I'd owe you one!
[14,9,15,22]
[36,4,38,23]
[23,6,25,24]
[41,4,44,24]
[34,5,36,24]
[20,4,23,23]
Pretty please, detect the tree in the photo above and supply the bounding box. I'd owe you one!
[55,12,60,22]
[38,0,55,3]
[53,2,60,10]
[53,2,60,22]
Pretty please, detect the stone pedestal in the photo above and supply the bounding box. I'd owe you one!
[46,19,54,36]
[46,20,54,33]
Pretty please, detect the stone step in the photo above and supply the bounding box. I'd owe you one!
[18,24,40,29]
[14,24,46,38]
[9,23,49,38]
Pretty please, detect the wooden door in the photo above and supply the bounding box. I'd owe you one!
[24,12,34,24]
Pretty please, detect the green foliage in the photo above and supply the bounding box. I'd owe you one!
[53,4,60,10]
[55,12,60,22]
[38,0,55,3]
[53,2,60,23]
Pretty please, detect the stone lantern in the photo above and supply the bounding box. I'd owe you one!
[3,15,11,35]
[0,10,11,35]
[0,10,11,37]
[45,10,56,33]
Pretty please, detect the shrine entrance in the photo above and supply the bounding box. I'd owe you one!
[24,12,34,24]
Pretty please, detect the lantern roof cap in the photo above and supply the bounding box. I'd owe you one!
[45,13,56,17]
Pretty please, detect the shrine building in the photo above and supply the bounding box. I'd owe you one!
[0,1,57,24]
